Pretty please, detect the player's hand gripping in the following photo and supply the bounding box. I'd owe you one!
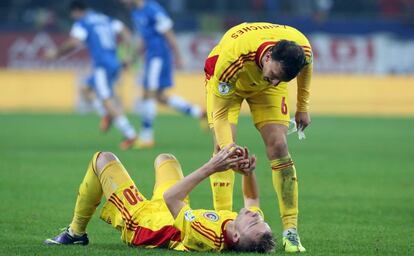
[295,111,311,131]
[205,144,245,174]
[233,147,257,175]
[205,144,256,176]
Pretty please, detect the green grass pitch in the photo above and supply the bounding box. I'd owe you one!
[0,114,413,256]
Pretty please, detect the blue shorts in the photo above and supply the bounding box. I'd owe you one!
[142,55,173,91]
[86,66,120,99]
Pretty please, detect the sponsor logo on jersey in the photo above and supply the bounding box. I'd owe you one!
[184,210,196,222]
[203,212,219,222]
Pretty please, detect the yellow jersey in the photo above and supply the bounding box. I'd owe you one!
[104,184,264,251]
[205,22,313,111]
[173,205,264,252]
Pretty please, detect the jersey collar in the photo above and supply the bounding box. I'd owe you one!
[255,41,277,69]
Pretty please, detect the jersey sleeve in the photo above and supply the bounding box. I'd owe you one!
[173,205,223,251]
[205,47,238,149]
[211,92,235,148]
[173,204,195,234]
[149,2,173,33]
[296,41,313,112]
[70,23,87,41]
[111,19,124,34]
[211,52,244,94]
[154,12,173,33]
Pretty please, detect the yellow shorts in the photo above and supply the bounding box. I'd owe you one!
[99,158,185,246]
[100,181,147,244]
[206,80,290,129]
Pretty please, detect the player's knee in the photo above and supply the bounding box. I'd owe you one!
[96,152,119,175]
[154,153,176,169]
[155,92,167,104]
[267,140,288,159]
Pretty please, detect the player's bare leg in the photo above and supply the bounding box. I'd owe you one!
[258,122,305,252]
[135,90,157,149]
[156,90,205,120]
[209,124,237,211]
[80,86,111,132]
[102,99,137,150]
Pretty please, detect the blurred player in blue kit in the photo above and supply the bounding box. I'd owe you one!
[46,1,138,150]
[121,0,206,149]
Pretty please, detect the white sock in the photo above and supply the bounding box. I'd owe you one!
[140,98,156,140]
[139,128,153,142]
[167,95,202,118]
[92,99,106,117]
[114,115,136,139]
[68,227,84,237]
[283,228,297,237]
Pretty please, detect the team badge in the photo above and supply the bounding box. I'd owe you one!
[184,210,196,222]
[218,82,231,95]
[203,212,219,222]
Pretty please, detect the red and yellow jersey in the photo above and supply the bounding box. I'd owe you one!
[103,185,265,252]
[204,22,313,111]
[173,205,264,252]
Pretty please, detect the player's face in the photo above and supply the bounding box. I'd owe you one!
[70,10,82,20]
[234,208,271,238]
[121,0,144,7]
[262,55,284,86]
[119,0,133,7]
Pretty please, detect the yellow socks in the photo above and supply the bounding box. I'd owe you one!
[210,169,234,211]
[271,156,299,230]
[69,155,103,236]
[152,158,188,203]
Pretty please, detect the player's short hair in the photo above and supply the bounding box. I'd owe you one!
[69,0,87,11]
[270,40,307,82]
[232,232,275,253]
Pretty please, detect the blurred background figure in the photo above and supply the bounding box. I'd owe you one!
[1,0,414,136]
[121,0,206,149]
[1,1,414,255]
[44,0,138,150]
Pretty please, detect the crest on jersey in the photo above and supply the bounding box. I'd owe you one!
[203,212,219,222]
[218,82,231,95]
[184,210,196,222]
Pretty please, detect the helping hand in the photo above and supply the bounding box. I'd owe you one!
[295,111,311,131]
[233,147,256,175]
[205,144,244,173]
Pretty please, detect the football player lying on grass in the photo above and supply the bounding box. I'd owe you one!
[45,145,275,253]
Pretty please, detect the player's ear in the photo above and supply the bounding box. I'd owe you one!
[265,52,271,62]
[232,231,240,244]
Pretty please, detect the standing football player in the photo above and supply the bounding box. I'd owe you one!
[121,0,206,149]
[46,1,138,150]
[204,22,313,252]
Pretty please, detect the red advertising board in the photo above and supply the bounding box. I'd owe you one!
[0,32,90,69]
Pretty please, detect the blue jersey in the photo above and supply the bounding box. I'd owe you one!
[70,10,122,69]
[131,0,173,58]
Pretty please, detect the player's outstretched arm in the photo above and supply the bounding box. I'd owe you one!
[44,37,82,60]
[296,62,313,130]
[239,147,260,209]
[212,93,235,149]
[164,145,245,218]
[163,29,183,69]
